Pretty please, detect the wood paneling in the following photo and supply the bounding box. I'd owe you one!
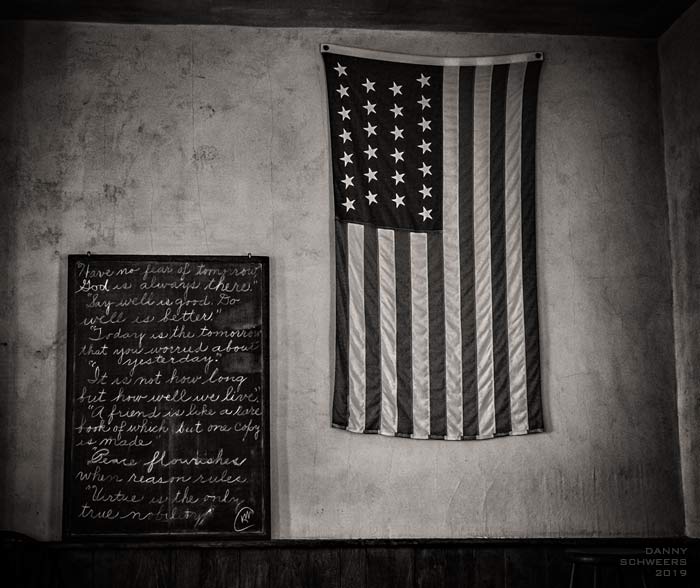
[2,538,698,588]
[504,547,546,588]
[171,548,202,588]
[268,549,307,588]
[48,548,93,588]
[209,549,241,587]
[2,0,697,38]
[238,549,270,588]
[170,548,245,588]
[545,546,570,588]
[366,547,414,588]
[474,547,505,588]
[444,547,475,587]
[94,548,170,588]
[415,547,450,588]
[339,547,366,588]
[3,543,49,588]
[307,548,341,588]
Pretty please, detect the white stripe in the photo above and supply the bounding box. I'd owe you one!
[442,66,463,440]
[346,223,366,432]
[473,66,496,439]
[321,44,543,66]
[410,233,430,439]
[504,63,529,433]
[378,229,398,435]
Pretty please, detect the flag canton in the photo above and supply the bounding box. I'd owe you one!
[323,53,443,231]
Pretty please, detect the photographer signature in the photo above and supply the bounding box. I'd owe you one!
[234,506,254,532]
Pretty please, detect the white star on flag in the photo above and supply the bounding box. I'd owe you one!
[364,168,378,182]
[341,174,354,188]
[342,197,355,211]
[365,191,378,205]
[390,104,404,118]
[364,145,377,160]
[419,207,433,221]
[418,95,431,109]
[418,118,431,132]
[392,194,405,208]
[419,140,431,153]
[419,185,432,198]
[339,129,351,143]
[392,171,405,185]
[389,82,402,96]
[419,162,432,176]
[340,152,353,166]
[363,101,376,115]
[337,85,349,98]
[334,63,347,76]
[390,149,404,163]
[362,78,375,92]
[364,122,377,137]
[390,126,404,140]
[338,106,350,120]
[417,73,430,87]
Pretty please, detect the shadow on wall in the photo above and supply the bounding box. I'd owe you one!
[0,21,71,538]
[0,20,26,532]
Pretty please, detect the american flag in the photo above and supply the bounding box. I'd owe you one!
[322,45,544,440]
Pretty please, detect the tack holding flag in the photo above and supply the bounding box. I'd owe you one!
[322,44,544,440]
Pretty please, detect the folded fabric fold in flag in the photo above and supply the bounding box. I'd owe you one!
[321,44,544,440]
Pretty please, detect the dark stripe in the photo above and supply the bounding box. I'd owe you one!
[427,231,446,438]
[458,66,479,438]
[333,220,350,428]
[521,60,543,431]
[363,226,381,432]
[394,231,413,436]
[489,64,512,435]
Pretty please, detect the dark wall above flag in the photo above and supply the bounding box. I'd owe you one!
[4,1,695,37]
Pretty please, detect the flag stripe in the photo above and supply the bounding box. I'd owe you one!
[347,222,367,432]
[442,65,464,440]
[489,64,512,436]
[395,231,414,436]
[427,231,446,438]
[364,225,382,432]
[521,60,543,432]
[378,228,398,435]
[458,65,479,438]
[410,234,431,439]
[473,65,496,439]
[333,220,350,428]
[504,62,529,432]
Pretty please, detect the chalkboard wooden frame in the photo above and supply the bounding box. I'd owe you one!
[63,254,271,541]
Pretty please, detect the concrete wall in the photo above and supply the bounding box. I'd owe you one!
[659,1,700,539]
[0,21,684,540]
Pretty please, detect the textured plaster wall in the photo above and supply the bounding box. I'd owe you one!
[659,1,700,538]
[0,21,683,540]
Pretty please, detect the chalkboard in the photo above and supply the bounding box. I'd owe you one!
[63,255,270,539]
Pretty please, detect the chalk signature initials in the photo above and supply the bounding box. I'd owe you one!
[234,506,255,532]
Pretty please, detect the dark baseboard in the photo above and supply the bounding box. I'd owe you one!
[2,534,698,588]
